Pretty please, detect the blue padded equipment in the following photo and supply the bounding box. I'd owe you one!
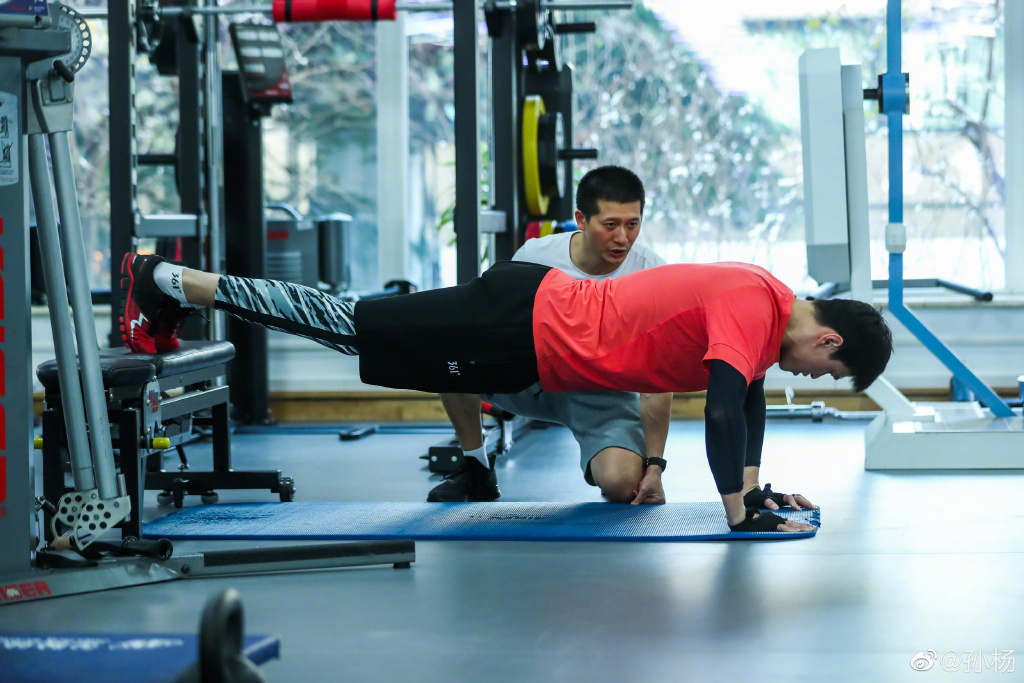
[143,502,820,541]
[0,632,280,683]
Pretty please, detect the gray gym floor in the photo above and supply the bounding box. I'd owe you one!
[3,419,1022,682]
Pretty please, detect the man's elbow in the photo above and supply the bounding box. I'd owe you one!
[704,406,729,423]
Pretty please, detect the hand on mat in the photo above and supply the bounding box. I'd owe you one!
[774,514,815,532]
[743,483,816,512]
[728,507,815,533]
[630,470,666,505]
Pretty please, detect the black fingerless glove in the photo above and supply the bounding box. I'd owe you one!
[743,483,788,509]
[728,507,789,532]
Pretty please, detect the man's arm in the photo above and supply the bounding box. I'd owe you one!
[741,376,766,492]
[705,360,811,532]
[739,377,818,512]
[704,360,751,525]
[630,392,672,504]
[639,392,672,460]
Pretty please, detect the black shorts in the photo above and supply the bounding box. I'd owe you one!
[353,260,552,393]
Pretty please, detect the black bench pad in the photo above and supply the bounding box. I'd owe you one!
[37,341,235,391]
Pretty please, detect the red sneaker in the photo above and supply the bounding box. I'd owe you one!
[119,253,190,353]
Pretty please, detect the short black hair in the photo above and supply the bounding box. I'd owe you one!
[811,298,893,393]
[575,166,646,220]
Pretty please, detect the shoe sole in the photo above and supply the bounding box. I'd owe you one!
[426,491,500,503]
[118,252,135,350]
[426,493,469,503]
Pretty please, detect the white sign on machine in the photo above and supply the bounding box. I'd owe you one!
[0,93,17,186]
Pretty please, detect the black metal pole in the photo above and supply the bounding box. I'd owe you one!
[453,0,481,283]
[222,73,271,424]
[175,7,211,342]
[108,0,139,346]
[177,12,206,270]
[487,6,521,261]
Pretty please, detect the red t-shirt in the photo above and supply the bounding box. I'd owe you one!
[532,262,795,393]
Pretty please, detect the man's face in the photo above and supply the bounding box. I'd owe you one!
[778,337,852,381]
[575,200,643,267]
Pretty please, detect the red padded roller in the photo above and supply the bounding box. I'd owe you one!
[272,0,397,23]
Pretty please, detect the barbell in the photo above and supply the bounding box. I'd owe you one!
[77,0,633,23]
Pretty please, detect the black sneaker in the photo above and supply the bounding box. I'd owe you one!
[427,457,500,502]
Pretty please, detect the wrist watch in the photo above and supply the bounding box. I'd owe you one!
[645,456,667,472]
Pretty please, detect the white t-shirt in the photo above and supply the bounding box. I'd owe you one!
[511,231,665,280]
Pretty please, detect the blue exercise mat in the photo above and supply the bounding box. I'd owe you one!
[0,632,280,683]
[142,502,820,541]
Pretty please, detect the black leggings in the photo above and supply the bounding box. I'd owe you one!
[214,260,551,394]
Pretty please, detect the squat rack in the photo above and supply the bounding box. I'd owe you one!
[97,0,628,334]
[95,0,624,423]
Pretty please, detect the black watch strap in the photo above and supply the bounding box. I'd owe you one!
[645,457,667,472]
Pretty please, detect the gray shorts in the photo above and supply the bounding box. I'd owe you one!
[484,382,646,486]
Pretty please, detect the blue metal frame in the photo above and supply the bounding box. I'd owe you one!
[882,0,1014,417]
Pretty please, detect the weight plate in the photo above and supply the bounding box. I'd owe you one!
[522,95,549,216]
[537,111,565,200]
[517,0,547,52]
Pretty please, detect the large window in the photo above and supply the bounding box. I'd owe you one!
[67,1,185,291]
[66,1,1007,294]
[566,0,1006,291]
[266,17,459,291]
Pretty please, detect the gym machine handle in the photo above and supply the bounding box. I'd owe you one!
[80,0,634,21]
[558,148,599,160]
[553,22,597,34]
[52,59,75,83]
[264,201,304,220]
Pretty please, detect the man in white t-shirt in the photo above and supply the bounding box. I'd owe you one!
[428,166,673,505]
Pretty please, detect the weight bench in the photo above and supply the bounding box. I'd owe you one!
[36,341,294,540]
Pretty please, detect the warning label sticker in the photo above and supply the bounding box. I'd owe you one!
[0,92,18,186]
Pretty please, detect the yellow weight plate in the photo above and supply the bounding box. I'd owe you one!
[522,95,549,216]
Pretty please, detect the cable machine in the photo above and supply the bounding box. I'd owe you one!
[1,0,412,605]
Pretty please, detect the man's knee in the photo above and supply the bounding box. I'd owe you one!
[590,448,644,504]
[600,475,638,504]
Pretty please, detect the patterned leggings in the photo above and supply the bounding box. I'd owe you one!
[214,275,359,355]
[211,260,548,394]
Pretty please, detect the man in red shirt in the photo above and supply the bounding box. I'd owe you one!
[121,253,892,533]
